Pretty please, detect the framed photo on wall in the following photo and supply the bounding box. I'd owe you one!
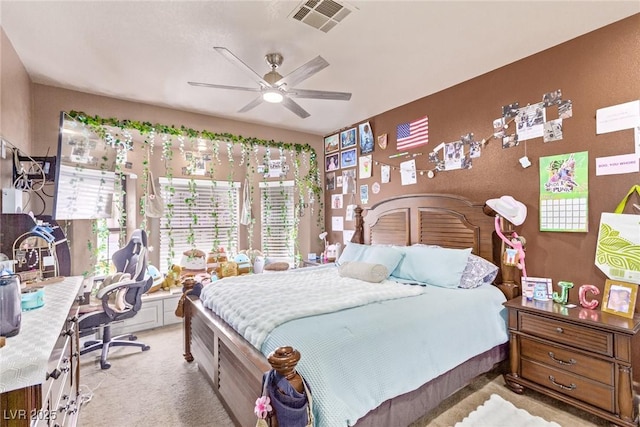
[340,128,357,150]
[601,279,637,318]
[325,153,339,172]
[341,148,357,169]
[325,134,339,154]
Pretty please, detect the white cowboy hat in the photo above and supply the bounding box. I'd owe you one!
[486,195,527,226]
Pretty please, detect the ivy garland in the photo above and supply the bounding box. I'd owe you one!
[68,110,323,267]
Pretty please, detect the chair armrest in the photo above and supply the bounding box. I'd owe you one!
[97,278,148,319]
[95,278,146,299]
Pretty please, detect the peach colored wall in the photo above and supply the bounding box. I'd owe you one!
[324,15,640,302]
[0,28,32,212]
[29,85,324,274]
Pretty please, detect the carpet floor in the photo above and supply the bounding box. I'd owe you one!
[78,324,610,427]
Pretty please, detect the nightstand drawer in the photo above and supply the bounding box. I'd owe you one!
[520,312,613,356]
[521,359,615,412]
[520,337,614,385]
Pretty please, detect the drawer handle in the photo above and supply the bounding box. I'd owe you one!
[548,352,576,366]
[548,375,576,391]
[555,327,564,334]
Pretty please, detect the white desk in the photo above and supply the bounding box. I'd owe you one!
[0,276,83,427]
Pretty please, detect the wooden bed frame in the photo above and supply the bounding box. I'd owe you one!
[183,193,513,427]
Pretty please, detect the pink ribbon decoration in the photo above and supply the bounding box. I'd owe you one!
[494,215,527,278]
[254,395,272,419]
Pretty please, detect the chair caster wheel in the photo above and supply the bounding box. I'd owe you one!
[129,335,138,341]
[142,345,150,351]
[101,362,111,370]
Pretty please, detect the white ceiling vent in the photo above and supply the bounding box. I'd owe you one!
[290,0,352,33]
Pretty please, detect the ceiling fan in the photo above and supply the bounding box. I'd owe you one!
[188,47,352,119]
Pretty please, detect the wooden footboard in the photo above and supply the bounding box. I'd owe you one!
[184,295,269,427]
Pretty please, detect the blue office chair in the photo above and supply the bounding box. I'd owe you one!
[78,229,153,369]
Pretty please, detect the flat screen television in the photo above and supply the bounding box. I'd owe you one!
[52,112,119,220]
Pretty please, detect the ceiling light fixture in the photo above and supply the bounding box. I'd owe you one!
[263,90,284,103]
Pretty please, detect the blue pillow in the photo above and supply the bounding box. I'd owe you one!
[337,242,369,265]
[391,246,472,288]
[336,243,404,279]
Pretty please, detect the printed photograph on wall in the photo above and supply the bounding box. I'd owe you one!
[341,148,357,169]
[502,102,520,119]
[340,127,357,150]
[359,122,374,154]
[381,164,390,184]
[325,134,339,154]
[469,141,482,158]
[493,117,506,138]
[502,134,519,149]
[558,100,573,119]
[342,169,356,195]
[444,141,464,170]
[326,153,340,172]
[542,89,562,107]
[326,172,335,191]
[360,184,369,204]
[543,119,563,143]
[515,102,546,141]
[331,194,343,209]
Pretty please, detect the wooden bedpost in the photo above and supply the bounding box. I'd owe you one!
[183,296,194,362]
[268,346,304,393]
[351,206,364,244]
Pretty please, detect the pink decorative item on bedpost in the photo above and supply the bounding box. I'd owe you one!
[485,195,527,300]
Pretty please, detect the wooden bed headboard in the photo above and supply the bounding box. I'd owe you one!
[357,193,495,264]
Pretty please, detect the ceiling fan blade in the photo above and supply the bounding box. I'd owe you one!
[275,56,329,88]
[213,47,271,88]
[281,97,310,119]
[286,88,352,101]
[188,81,261,92]
[238,95,264,113]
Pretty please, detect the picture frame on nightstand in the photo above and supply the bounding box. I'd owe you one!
[521,277,552,301]
[601,279,638,319]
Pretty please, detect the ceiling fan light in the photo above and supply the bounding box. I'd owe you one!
[263,90,284,103]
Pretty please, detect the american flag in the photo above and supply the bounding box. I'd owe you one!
[396,116,429,151]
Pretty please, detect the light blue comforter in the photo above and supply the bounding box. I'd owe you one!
[261,282,508,427]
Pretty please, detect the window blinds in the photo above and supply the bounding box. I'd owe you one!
[53,164,116,219]
[158,177,240,271]
[260,181,295,261]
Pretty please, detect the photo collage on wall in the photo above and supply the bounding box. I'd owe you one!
[498,89,573,149]
[324,121,377,242]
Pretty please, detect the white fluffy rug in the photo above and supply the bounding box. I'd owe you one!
[455,394,562,427]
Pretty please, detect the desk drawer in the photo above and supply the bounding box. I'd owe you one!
[521,359,615,412]
[520,337,614,385]
[520,312,613,355]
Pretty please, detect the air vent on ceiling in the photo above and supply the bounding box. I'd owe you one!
[290,0,352,33]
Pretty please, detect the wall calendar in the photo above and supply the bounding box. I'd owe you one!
[539,151,588,232]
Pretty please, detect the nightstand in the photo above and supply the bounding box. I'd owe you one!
[503,297,640,427]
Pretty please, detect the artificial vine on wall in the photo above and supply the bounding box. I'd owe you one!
[68,110,323,267]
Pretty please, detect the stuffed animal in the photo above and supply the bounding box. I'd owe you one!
[161,264,182,290]
[217,261,238,278]
[234,253,252,275]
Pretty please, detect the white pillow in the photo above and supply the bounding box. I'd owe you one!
[338,262,389,283]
